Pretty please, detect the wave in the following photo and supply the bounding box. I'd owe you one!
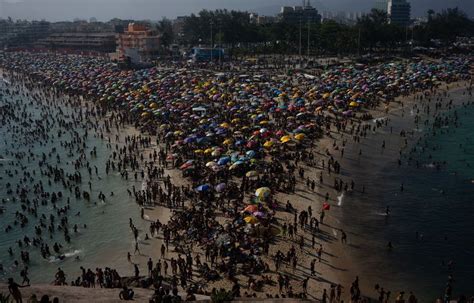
[372,117,387,123]
[337,193,344,206]
[48,249,82,262]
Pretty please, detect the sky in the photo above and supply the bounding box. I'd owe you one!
[0,0,472,21]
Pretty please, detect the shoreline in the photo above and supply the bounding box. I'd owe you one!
[321,80,473,300]
[0,69,157,282]
[0,53,472,302]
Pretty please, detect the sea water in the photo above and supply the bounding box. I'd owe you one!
[338,88,474,301]
[0,79,148,283]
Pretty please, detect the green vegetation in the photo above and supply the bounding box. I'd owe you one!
[179,8,474,56]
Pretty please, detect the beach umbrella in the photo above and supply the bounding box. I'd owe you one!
[229,161,243,170]
[217,157,230,166]
[196,184,211,192]
[280,135,292,143]
[253,211,266,218]
[263,141,274,148]
[246,170,258,178]
[180,162,193,170]
[246,150,256,158]
[294,133,305,141]
[206,161,217,168]
[215,183,226,192]
[255,187,271,199]
[244,216,259,224]
[243,204,258,213]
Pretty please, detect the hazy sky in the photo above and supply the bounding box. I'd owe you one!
[1,0,472,21]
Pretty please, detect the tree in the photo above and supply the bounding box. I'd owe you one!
[157,18,174,48]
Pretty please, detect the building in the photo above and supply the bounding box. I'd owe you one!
[36,32,116,52]
[116,23,160,63]
[388,0,411,26]
[279,0,321,24]
[374,0,388,12]
[250,13,276,25]
[0,20,50,47]
[172,16,187,42]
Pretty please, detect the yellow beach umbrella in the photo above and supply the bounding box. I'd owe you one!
[246,170,258,178]
[263,141,274,148]
[244,216,258,224]
[295,133,305,140]
[255,187,271,199]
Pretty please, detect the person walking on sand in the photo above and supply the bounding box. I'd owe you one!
[302,277,309,294]
[8,278,28,303]
[317,244,323,262]
[134,241,140,255]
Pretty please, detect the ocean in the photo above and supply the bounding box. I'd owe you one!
[0,78,148,283]
[338,86,474,301]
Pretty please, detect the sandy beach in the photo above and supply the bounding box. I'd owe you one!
[0,52,472,302]
[127,79,473,301]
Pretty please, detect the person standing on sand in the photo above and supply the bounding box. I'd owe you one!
[336,284,342,301]
[8,278,28,303]
[147,258,153,276]
[341,230,347,244]
[329,284,336,302]
[321,288,328,303]
[310,259,316,276]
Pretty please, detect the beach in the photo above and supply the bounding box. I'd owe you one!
[0,52,472,302]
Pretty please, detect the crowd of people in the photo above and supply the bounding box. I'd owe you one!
[0,50,472,302]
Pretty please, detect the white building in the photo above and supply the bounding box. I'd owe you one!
[388,0,411,26]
